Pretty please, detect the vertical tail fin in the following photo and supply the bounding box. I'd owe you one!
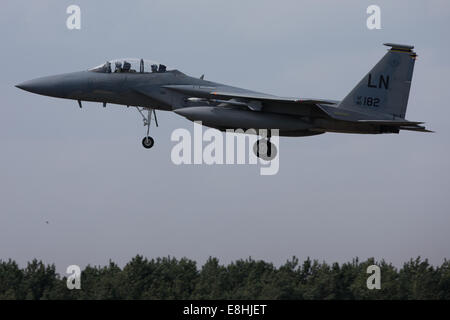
[338,43,417,119]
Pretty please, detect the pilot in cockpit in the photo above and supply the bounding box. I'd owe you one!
[123,61,132,72]
[158,64,166,73]
[114,61,122,73]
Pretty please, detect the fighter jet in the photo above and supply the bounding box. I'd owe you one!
[16,43,430,158]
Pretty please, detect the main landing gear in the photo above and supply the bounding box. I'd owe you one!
[136,107,158,149]
[253,130,277,160]
[142,136,154,149]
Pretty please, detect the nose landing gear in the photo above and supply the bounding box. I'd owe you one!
[136,107,158,149]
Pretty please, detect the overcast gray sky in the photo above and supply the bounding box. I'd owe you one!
[1,0,449,274]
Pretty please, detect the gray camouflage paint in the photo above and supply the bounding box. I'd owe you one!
[16,43,429,142]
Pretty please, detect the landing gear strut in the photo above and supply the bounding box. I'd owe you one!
[136,107,158,149]
[253,130,277,160]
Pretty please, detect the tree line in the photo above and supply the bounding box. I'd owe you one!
[0,256,449,299]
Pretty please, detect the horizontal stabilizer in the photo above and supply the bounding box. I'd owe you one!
[399,126,434,133]
[357,120,424,126]
[357,119,432,132]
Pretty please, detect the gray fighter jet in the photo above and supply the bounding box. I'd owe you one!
[16,43,430,157]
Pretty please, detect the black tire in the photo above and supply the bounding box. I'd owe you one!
[142,136,154,149]
[253,139,277,160]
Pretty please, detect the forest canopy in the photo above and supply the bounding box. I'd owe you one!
[0,256,449,300]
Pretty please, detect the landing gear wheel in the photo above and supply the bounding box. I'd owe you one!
[142,136,154,149]
[136,107,158,149]
[253,138,277,160]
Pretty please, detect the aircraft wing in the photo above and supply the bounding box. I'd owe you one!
[162,85,338,106]
[208,91,338,105]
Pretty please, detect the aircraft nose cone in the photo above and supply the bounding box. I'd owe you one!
[16,80,38,93]
[15,73,82,98]
[16,77,57,96]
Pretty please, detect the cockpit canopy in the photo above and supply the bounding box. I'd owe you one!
[89,58,172,74]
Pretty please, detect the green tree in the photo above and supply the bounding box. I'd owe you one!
[22,259,58,300]
[193,257,228,299]
[0,259,24,299]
